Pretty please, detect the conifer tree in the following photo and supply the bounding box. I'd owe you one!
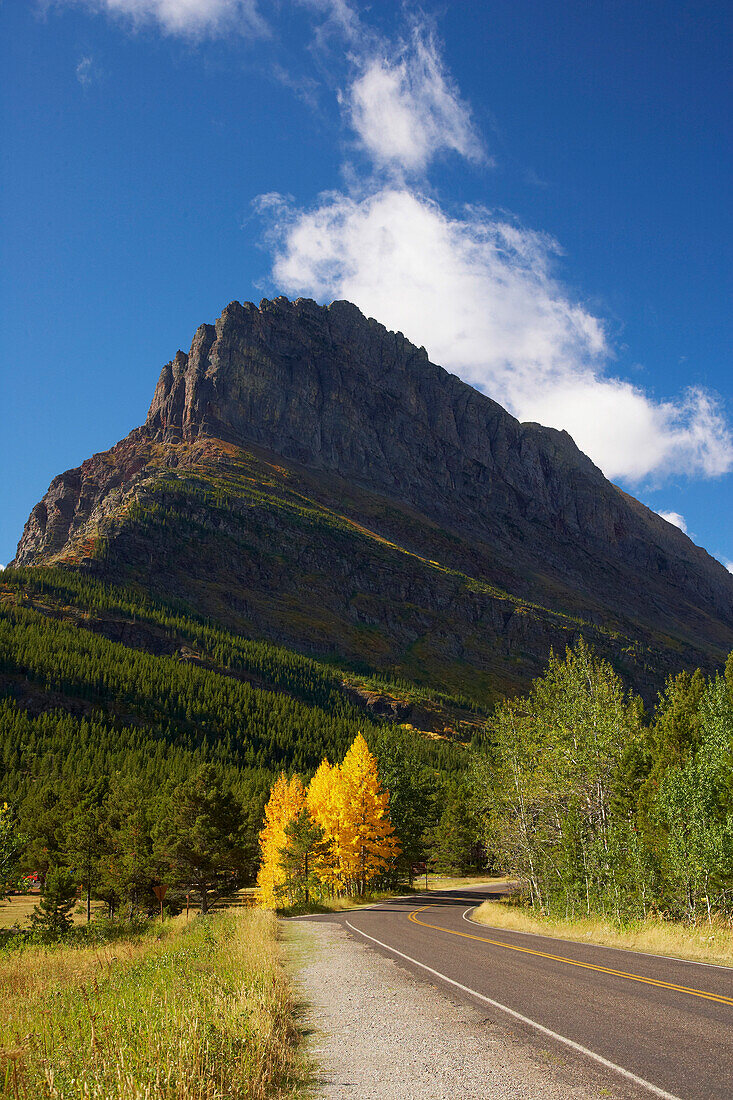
[156,765,245,913]
[0,804,25,900]
[277,809,330,906]
[373,732,437,882]
[427,780,481,875]
[63,783,108,922]
[30,866,77,938]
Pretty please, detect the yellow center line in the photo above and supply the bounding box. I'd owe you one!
[406,906,733,1006]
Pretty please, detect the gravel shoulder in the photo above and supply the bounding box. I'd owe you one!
[286,917,644,1100]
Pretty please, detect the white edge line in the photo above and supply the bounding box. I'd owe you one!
[460,906,733,972]
[344,917,683,1100]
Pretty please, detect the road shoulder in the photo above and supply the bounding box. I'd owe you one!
[285,917,643,1099]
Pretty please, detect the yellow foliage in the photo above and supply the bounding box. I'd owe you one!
[258,735,400,903]
[338,734,400,895]
[306,759,345,890]
[257,772,306,906]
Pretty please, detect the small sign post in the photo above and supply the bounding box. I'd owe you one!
[153,884,168,923]
[411,862,428,892]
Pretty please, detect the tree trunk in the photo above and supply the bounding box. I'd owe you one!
[304,849,310,905]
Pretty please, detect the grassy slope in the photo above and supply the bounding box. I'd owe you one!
[0,565,487,744]
[0,909,305,1099]
[22,435,678,706]
[0,567,466,856]
[472,900,733,968]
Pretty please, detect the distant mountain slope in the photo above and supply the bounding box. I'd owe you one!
[13,297,733,702]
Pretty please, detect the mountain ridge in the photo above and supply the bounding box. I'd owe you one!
[12,296,733,702]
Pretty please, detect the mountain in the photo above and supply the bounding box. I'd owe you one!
[11,296,733,704]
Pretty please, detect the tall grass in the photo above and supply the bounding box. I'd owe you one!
[0,908,304,1099]
[472,900,733,967]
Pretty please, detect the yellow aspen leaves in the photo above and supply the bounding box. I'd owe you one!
[257,772,306,906]
[307,759,345,891]
[258,735,400,903]
[338,734,400,896]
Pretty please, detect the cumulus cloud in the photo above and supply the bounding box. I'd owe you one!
[726,561,733,574]
[346,28,483,174]
[65,0,266,37]
[656,511,688,533]
[52,0,733,486]
[259,186,733,482]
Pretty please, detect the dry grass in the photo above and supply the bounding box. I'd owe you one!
[277,889,400,917]
[471,900,733,967]
[0,896,104,929]
[278,874,509,916]
[0,908,305,1099]
[426,873,511,891]
[0,897,39,930]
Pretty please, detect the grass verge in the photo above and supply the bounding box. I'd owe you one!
[277,889,401,917]
[471,900,733,967]
[0,908,306,1099]
[278,875,510,917]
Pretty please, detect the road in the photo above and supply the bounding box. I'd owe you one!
[304,884,733,1100]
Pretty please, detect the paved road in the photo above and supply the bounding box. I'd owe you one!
[304,885,733,1100]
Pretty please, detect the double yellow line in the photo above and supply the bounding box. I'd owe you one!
[407,906,733,1006]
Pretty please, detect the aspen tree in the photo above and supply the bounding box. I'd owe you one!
[257,773,305,906]
[306,760,345,892]
[338,734,400,895]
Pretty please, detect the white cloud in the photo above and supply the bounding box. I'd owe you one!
[347,28,483,174]
[656,511,688,533]
[66,0,266,37]
[727,562,733,574]
[51,0,733,487]
[260,186,733,482]
[0,564,4,572]
[76,56,95,85]
[296,0,362,44]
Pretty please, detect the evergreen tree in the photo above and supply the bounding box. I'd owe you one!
[0,804,26,900]
[101,778,157,919]
[373,732,437,882]
[277,809,330,906]
[63,782,108,922]
[156,765,245,913]
[427,780,481,875]
[30,866,77,938]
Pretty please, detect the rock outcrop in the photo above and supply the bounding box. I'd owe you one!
[13,296,733,700]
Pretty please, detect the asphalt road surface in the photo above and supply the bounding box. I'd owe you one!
[304,885,732,1100]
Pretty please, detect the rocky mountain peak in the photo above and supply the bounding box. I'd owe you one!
[11,296,733,700]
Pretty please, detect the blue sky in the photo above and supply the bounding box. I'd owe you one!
[2,0,731,570]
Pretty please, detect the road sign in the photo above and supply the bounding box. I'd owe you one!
[411,862,429,890]
[153,884,168,922]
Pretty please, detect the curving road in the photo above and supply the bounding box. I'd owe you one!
[303,884,733,1100]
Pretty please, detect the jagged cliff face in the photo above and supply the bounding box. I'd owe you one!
[13,297,733,702]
